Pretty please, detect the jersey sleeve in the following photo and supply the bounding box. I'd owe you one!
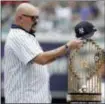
[10,32,43,65]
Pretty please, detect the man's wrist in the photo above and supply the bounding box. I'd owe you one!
[65,44,70,56]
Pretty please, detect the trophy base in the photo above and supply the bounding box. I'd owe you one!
[67,93,101,104]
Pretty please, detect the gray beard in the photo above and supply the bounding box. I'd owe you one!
[29,29,36,34]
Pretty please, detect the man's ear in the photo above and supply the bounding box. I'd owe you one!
[16,16,22,22]
[19,16,22,20]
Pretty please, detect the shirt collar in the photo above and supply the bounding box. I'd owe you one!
[11,24,35,37]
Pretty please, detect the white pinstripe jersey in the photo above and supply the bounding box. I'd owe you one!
[4,24,51,103]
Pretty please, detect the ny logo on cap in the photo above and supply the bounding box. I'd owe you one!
[79,27,84,34]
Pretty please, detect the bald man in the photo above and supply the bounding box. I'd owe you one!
[4,3,83,103]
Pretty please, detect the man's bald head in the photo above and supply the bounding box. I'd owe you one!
[14,3,39,34]
[15,3,39,17]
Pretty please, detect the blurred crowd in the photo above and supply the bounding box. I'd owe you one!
[1,0,105,34]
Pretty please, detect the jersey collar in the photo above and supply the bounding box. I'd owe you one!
[11,24,35,37]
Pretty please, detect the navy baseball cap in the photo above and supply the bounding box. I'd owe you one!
[75,21,97,38]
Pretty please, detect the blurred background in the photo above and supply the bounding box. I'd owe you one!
[1,0,105,103]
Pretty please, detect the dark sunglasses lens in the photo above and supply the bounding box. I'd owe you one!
[32,16,39,21]
[23,14,39,21]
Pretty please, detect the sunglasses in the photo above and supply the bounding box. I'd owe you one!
[22,14,39,21]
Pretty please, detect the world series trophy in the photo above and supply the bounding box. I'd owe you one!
[67,21,105,104]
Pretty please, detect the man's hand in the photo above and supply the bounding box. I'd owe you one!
[67,39,83,50]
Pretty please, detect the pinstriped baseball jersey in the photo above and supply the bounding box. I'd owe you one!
[4,24,51,103]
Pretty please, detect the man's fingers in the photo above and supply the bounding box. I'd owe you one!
[76,40,84,49]
[67,39,84,50]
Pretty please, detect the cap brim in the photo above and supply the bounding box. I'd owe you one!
[93,28,97,32]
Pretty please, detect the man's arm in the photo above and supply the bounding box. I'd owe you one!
[32,39,83,65]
